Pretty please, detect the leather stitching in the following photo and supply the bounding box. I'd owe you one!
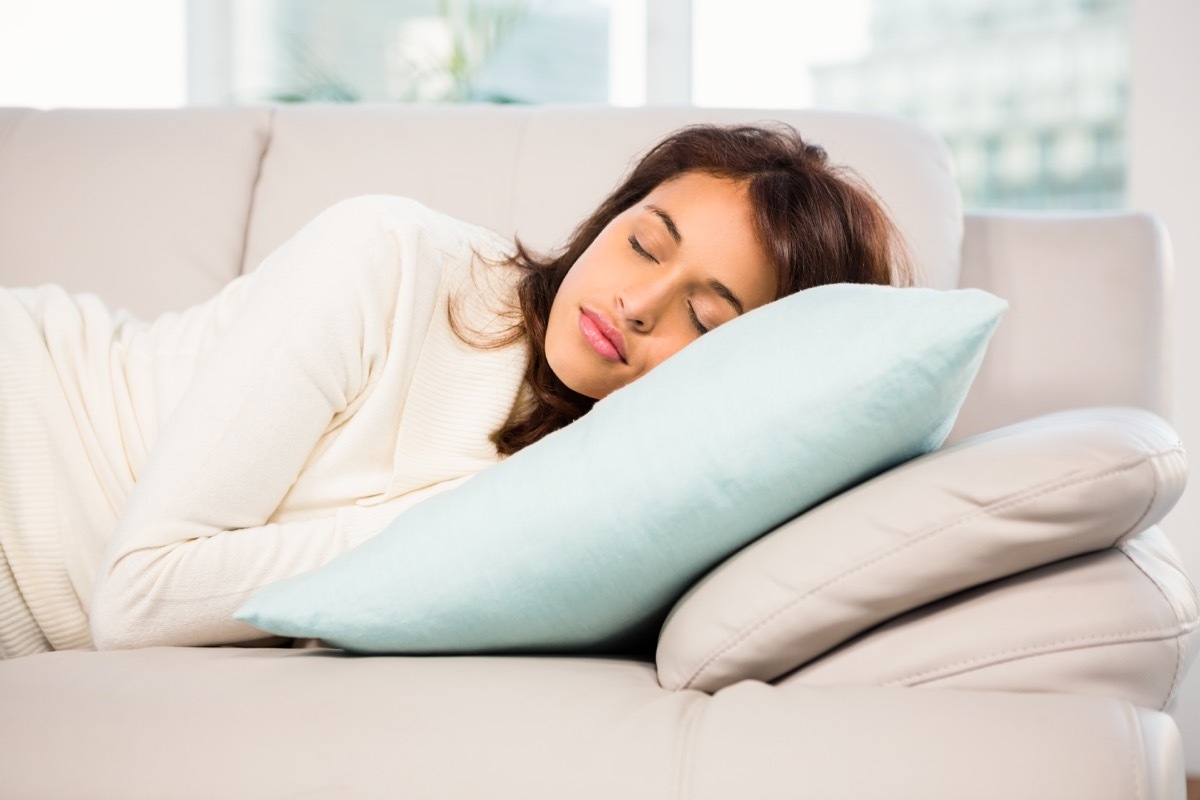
[680,444,1183,689]
[883,619,1200,688]
[1118,544,1193,711]
[1110,440,1179,549]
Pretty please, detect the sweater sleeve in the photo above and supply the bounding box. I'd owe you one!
[89,196,460,650]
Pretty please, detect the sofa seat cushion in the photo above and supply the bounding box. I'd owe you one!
[0,646,1176,800]
[656,407,1188,692]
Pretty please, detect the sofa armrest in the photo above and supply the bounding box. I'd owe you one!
[951,211,1172,441]
[656,408,1187,694]
[780,526,1200,711]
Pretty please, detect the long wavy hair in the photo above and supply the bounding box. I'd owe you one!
[467,122,915,456]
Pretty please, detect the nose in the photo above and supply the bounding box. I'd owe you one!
[617,272,675,332]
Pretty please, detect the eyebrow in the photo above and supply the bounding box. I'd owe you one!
[646,204,747,316]
[648,205,682,245]
[708,280,745,316]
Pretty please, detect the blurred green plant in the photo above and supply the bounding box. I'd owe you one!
[436,0,528,102]
[269,0,529,104]
[270,36,360,103]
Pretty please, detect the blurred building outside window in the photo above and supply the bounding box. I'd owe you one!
[0,0,1132,211]
[806,0,1131,209]
[215,0,1129,210]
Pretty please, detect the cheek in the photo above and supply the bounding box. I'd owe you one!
[545,270,587,374]
[544,302,572,371]
[547,271,587,348]
[548,256,592,321]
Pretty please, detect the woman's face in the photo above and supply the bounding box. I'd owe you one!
[546,172,777,400]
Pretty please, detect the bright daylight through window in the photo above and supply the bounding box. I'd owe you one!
[0,0,1131,210]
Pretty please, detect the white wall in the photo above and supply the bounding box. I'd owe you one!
[1129,0,1200,773]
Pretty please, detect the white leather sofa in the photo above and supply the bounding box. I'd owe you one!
[0,105,1194,799]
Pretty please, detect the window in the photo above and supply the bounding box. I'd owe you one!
[1,0,1133,210]
[796,0,1132,209]
[226,0,614,104]
[0,0,186,108]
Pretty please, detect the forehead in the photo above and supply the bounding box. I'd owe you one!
[643,171,748,210]
[638,173,777,307]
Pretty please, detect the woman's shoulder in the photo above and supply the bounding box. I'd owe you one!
[311,194,515,261]
[292,194,523,332]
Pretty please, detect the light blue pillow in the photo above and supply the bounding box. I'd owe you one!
[235,284,1006,653]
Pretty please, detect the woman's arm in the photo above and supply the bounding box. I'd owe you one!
[89,196,452,649]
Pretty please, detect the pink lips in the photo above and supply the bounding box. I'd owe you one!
[579,308,627,363]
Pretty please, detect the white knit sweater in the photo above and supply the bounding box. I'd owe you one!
[0,196,530,657]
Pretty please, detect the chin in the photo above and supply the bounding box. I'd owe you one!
[566,378,606,402]
[546,324,621,401]
[560,368,611,402]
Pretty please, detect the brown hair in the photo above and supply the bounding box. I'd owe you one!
[474,122,915,455]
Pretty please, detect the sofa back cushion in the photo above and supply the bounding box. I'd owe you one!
[0,106,961,319]
[0,108,269,318]
[242,106,963,292]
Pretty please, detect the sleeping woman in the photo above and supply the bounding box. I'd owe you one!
[0,122,912,658]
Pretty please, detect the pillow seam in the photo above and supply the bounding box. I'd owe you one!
[680,446,1175,689]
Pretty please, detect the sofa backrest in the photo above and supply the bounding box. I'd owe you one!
[0,107,268,316]
[0,105,1170,435]
[0,105,960,319]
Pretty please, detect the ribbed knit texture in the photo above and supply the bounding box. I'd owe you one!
[2,197,529,654]
[0,291,90,657]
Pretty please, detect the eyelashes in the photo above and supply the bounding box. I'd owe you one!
[630,235,709,335]
[628,234,657,263]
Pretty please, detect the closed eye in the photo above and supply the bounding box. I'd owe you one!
[628,235,658,263]
[688,303,710,335]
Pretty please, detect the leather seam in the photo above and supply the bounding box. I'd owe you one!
[1127,701,1149,800]
[672,697,705,800]
[1119,543,1190,711]
[0,108,32,157]
[883,619,1200,687]
[237,106,275,276]
[1111,443,1176,548]
[680,446,1179,689]
[505,109,534,240]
